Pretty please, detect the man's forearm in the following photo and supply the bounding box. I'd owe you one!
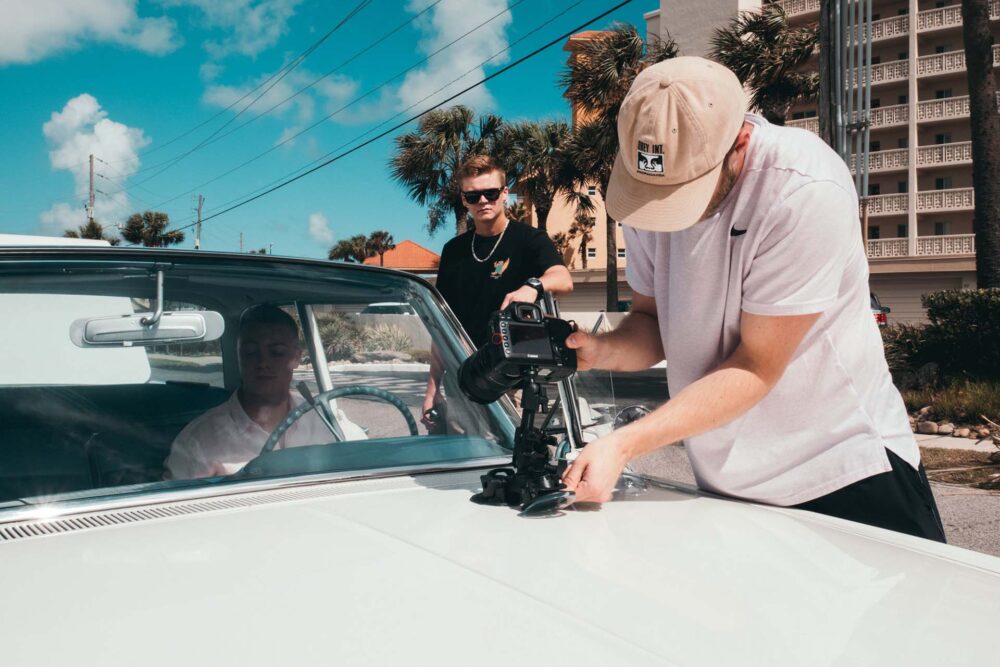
[592,310,664,371]
[615,353,772,460]
[539,265,573,294]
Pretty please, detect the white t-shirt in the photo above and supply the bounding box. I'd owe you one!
[624,114,919,506]
[164,392,365,479]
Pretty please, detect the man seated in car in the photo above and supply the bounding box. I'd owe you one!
[165,305,364,479]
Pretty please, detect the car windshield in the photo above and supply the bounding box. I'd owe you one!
[0,250,514,510]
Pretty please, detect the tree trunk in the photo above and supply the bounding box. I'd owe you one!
[962,0,1000,288]
[536,203,551,232]
[581,240,588,270]
[605,211,619,311]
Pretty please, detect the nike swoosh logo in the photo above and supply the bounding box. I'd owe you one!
[730,227,747,237]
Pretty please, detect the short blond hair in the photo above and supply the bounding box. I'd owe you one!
[457,155,506,186]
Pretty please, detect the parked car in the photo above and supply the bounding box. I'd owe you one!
[1,246,997,665]
[871,291,891,327]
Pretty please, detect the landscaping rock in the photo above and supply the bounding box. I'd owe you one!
[917,421,939,435]
[917,405,932,417]
[977,428,992,439]
[350,350,413,363]
[954,428,970,438]
[968,432,980,439]
[938,423,955,435]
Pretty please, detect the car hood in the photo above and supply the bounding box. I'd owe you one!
[1,470,998,666]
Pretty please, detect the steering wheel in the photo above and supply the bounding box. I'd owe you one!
[261,386,419,455]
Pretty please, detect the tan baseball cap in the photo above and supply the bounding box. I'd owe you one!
[606,57,747,232]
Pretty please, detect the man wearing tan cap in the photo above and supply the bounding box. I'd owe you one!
[562,57,944,541]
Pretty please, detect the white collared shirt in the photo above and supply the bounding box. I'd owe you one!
[164,392,364,479]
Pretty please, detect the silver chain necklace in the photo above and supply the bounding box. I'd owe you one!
[470,222,509,263]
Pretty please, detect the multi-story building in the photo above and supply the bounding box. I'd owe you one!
[644,0,999,322]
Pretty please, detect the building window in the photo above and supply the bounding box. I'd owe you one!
[898,181,908,193]
[792,111,805,120]
[934,44,951,54]
[935,89,953,99]
[617,248,626,259]
[935,1,948,7]
[587,247,597,259]
[935,177,953,190]
[871,98,881,109]
[869,226,881,239]
[898,94,908,104]
[868,184,881,196]
[587,186,597,196]
[897,8,908,15]
[934,221,951,236]
[872,12,881,20]
[898,51,908,60]
[898,137,908,149]
[935,132,952,144]
[804,110,817,118]
[869,140,881,152]
[872,55,881,64]
[897,224,908,238]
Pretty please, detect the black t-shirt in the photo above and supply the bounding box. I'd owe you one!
[436,221,564,347]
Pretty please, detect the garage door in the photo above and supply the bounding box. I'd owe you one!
[869,273,968,324]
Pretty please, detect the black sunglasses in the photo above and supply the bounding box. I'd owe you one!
[462,188,503,204]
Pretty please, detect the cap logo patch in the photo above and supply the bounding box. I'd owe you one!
[636,141,664,176]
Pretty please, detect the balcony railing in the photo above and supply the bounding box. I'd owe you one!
[918,187,974,212]
[866,234,976,258]
[919,0,1000,30]
[871,103,909,127]
[867,193,909,216]
[872,15,909,42]
[917,95,971,122]
[772,0,820,17]
[917,234,976,255]
[786,116,819,133]
[852,148,909,173]
[917,141,972,166]
[871,59,908,84]
[918,45,1000,77]
[867,238,909,258]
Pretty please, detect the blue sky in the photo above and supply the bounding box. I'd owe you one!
[0,0,651,259]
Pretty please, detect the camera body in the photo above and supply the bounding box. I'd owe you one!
[459,302,576,404]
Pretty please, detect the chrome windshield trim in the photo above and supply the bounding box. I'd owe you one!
[0,457,510,526]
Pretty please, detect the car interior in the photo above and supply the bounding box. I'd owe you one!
[0,252,514,507]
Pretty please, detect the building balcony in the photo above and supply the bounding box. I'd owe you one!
[867,234,975,258]
[872,15,910,42]
[871,59,909,85]
[852,147,909,173]
[917,141,972,167]
[867,193,909,216]
[772,0,820,18]
[918,187,974,212]
[918,44,1000,78]
[918,0,999,32]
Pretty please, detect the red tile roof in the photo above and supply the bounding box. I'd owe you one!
[363,239,440,271]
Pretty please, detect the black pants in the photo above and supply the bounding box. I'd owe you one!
[793,449,947,543]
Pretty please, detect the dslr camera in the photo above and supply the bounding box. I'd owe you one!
[459,302,576,404]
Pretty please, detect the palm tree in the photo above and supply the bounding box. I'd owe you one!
[63,219,120,245]
[559,24,677,310]
[366,230,396,267]
[568,212,596,271]
[961,0,1000,288]
[550,231,572,265]
[120,211,184,247]
[328,235,371,263]
[389,106,507,236]
[502,120,571,232]
[504,200,529,223]
[710,5,819,126]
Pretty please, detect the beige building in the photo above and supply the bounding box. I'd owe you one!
[644,0,999,322]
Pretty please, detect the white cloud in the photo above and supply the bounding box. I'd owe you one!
[396,0,512,114]
[0,0,180,65]
[202,66,358,142]
[308,212,333,246]
[39,94,149,235]
[164,0,303,58]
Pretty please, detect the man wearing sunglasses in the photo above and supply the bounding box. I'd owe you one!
[424,155,572,427]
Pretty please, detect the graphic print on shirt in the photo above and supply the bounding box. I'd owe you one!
[637,141,664,175]
[491,258,510,279]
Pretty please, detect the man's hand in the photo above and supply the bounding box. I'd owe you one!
[501,285,539,310]
[564,330,602,371]
[562,434,630,503]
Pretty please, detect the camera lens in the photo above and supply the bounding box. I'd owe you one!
[459,345,520,404]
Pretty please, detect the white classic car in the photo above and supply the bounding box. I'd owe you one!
[0,246,997,665]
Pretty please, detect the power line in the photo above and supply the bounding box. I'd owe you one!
[182,0,587,225]
[175,0,634,232]
[147,0,532,212]
[129,0,372,185]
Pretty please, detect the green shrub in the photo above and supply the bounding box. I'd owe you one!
[362,324,412,352]
[902,380,1000,424]
[880,322,930,387]
[316,312,364,360]
[922,288,1000,380]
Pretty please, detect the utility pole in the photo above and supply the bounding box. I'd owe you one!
[195,195,204,250]
[239,232,244,253]
[87,154,95,225]
[268,243,273,255]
